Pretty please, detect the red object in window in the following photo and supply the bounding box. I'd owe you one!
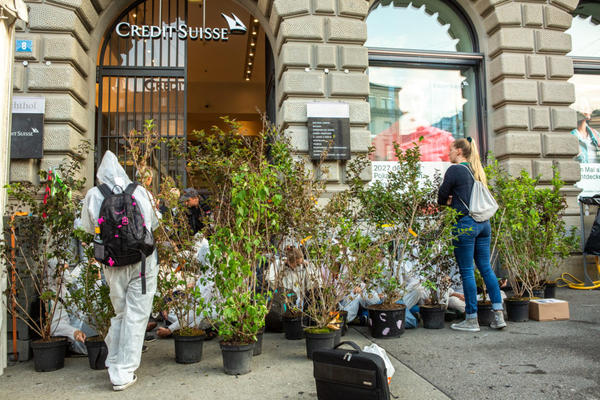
[370,123,455,162]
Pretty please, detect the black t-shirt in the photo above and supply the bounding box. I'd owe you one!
[437,163,475,217]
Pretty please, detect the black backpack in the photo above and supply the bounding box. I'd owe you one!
[93,183,155,294]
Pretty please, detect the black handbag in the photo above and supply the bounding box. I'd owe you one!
[312,341,390,400]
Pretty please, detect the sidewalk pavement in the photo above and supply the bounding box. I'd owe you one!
[1,287,598,400]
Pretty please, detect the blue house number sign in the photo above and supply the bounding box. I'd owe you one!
[16,40,32,53]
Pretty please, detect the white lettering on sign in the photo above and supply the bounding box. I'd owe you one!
[115,13,244,41]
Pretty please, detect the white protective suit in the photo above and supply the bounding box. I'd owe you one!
[81,151,159,386]
[165,238,218,332]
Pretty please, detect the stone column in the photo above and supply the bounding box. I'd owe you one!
[10,0,97,183]
[480,0,582,276]
[267,0,372,191]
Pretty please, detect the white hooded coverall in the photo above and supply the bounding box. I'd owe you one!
[81,151,159,386]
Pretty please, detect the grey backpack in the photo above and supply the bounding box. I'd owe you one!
[457,164,498,222]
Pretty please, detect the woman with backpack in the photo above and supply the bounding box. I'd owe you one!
[437,137,506,332]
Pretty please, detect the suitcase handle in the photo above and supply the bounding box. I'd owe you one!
[333,341,361,352]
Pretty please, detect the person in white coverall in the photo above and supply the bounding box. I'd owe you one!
[81,151,159,391]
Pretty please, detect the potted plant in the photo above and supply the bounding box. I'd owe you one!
[473,269,494,326]
[2,143,89,371]
[486,159,578,322]
[189,120,287,375]
[347,142,439,338]
[64,240,114,370]
[125,121,211,364]
[415,205,460,329]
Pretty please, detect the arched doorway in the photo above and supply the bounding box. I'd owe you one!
[95,0,275,183]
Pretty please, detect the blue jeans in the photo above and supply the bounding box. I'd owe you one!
[453,215,503,319]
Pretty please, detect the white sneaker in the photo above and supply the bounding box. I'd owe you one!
[450,318,480,332]
[490,310,507,329]
[113,374,137,391]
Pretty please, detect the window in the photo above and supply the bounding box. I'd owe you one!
[567,1,600,196]
[367,1,484,181]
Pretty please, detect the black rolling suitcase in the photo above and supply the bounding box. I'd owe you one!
[312,341,390,400]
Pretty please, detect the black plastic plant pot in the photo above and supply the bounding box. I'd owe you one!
[367,305,406,338]
[304,329,336,360]
[532,288,545,299]
[85,337,108,370]
[173,333,205,364]
[477,302,495,327]
[506,298,530,322]
[220,342,254,375]
[282,315,304,340]
[333,327,341,347]
[420,305,445,329]
[32,338,68,372]
[544,282,557,299]
[253,331,264,356]
[339,310,348,336]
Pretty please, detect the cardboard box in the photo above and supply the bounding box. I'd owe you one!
[529,299,570,321]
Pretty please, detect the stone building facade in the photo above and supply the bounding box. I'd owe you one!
[8,0,596,279]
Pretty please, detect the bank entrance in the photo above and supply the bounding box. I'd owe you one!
[95,0,274,184]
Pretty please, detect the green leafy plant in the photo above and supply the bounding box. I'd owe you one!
[2,142,90,341]
[486,157,579,298]
[347,141,451,308]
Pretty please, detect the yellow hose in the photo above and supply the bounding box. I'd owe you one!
[557,256,600,289]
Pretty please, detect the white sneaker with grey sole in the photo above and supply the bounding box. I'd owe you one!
[113,374,137,391]
[490,310,507,329]
[450,318,480,332]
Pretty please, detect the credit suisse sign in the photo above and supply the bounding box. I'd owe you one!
[115,13,247,41]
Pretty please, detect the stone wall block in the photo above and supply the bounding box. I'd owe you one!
[340,45,368,70]
[530,107,550,130]
[12,64,25,91]
[549,0,579,12]
[535,30,572,54]
[543,132,579,157]
[42,93,88,132]
[43,124,82,153]
[483,2,522,33]
[494,131,542,157]
[493,105,530,132]
[279,15,324,42]
[280,70,325,99]
[281,99,370,125]
[488,28,535,57]
[28,4,90,50]
[314,0,335,14]
[284,126,309,151]
[47,0,99,30]
[539,81,575,104]
[551,107,577,131]
[338,0,369,18]
[279,42,312,68]
[526,55,547,78]
[272,0,311,18]
[316,44,337,68]
[547,56,574,79]
[499,158,533,176]
[489,53,525,82]
[491,79,538,106]
[322,161,341,182]
[554,159,581,182]
[43,36,90,76]
[533,159,555,181]
[27,64,88,105]
[14,35,40,61]
[523,4,544,27]
[544,5,572,30]
[9,160,39,183]
[475,0,508,18]
[350,129,371,153]
[329,71,369,97]
[258,0,273,18]
[326,17,367,43]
